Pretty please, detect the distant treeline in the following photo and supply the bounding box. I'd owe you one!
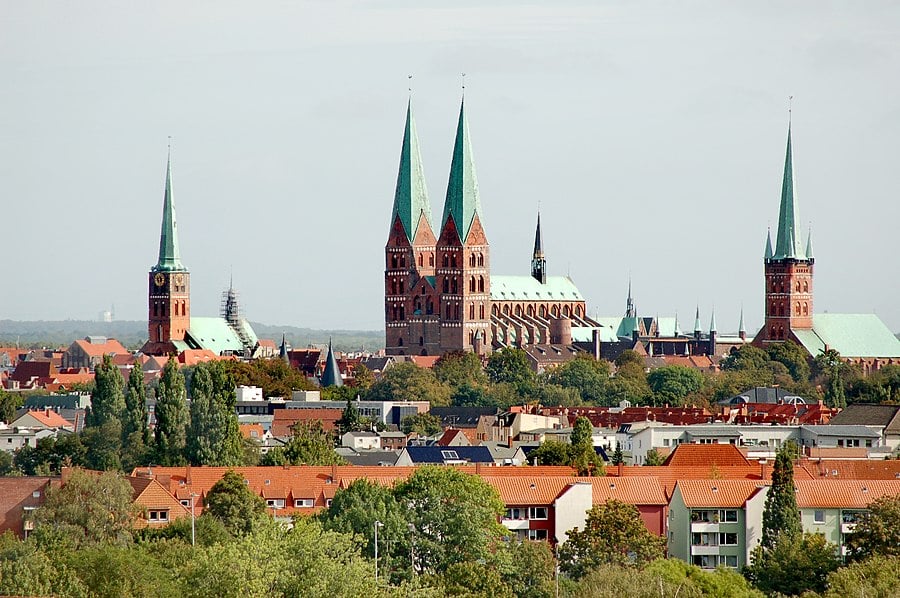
[0,320,384,352]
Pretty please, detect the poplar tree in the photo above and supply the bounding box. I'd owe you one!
[87,354,126,428]
[761,442,801,549]
[122,361,151,446]
[188,361,243,466]
[154,357,188,466]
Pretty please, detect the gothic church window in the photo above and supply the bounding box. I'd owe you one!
[470,277,476,292]
[443,254,449,267]
[478,276,484,292]
[429,253,434,267]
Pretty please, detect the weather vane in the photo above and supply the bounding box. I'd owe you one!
[461,72,466,91]
[408,74,413,93]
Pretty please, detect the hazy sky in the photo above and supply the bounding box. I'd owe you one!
[2,1,898,334]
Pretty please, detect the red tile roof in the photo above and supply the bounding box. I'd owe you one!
[410,355,440,369]
[72,338,128,358]
[675,479,767,508]
[795,480,900,509]
[589,476,667,505]
[798,459,900,480]
[271,408,343,437]
[663,443,751,467]
[240,423,265,440]
[0,477,54,538]
[18,409,73,429]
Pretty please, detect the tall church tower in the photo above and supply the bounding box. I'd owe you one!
[437,98,491,353]
[141,151,191,355]
[385,100,439,355]
[757,123,814,345]
[531,213,547,284]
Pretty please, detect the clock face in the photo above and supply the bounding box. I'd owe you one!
[154,273,166,287]
[174,273,184,285]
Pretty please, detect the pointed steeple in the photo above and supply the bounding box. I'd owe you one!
[279,333,289,363]
[531,212,547,284]
[739,306,747,340]
[693,305,702,334]
[321,338,343,388]
[709,307,718,333]
[155,149,186,272]
[625,278,636,318]
[773,124,805,259]
[674,312,681,336]
[442,98,482,243]
[391,100,432,242]
[805,227,814,259]
[764,228,774,260]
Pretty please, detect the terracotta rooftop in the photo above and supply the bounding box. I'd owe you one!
[663,443,751,467]
[589,476,667,505]
[17,408,73,429]
[271,408,343,437]
[675,479,767,508]
[72,337,128,357]
[795,479,900,509]
[798,459,900,480]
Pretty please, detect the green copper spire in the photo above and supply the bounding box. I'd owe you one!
[155,150,186,272]
[321,338,343,388]
[391,100,432,242]
[805,228,814,259]
[694,305,702,333]
[442,98,483,243]
[764,228,774,259]
[739,306,746,334]
[773,125,805,259]
[709,307,717,333]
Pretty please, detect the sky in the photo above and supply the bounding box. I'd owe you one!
[1,1,898,334]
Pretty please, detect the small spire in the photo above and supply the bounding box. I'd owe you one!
[739,306,746,333]
[765,228,774,260]
[531,212,547,284]
[533,212,544,256]
[674,312,681,336]
[805,226,814,259]
[625,277,636,318]
[709,306,718,333]
[694,305,702,333]
[321,337,343,388]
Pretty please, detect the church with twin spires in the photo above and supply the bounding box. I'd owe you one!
[385,99,596,357]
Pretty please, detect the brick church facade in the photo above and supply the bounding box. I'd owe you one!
[385,99,595,357]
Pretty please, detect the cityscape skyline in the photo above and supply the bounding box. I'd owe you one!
[2,1,898,334]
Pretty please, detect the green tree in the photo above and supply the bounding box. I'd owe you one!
[721,345,771,372]
[767,340,811,383]
[441,561,514,598]
[647,365,704,406]
[223,357,316,399]
[337,396,362,434]
[366,362,452,406]
[570,415,593,447]
[528,440,574,467]
[400,412,442,436]
[187,362,243,466]
[845,494,900,561]
[393,466,506,574]
[559,499,666,579]
[87,354,126,428]
[451,382,497,407]
[824,555,900,598]
[486,348,535,394]
[60,543,183,598]
[815,348,847,409]
[352,363,375,394]
[203,470,266,536]
[434,350,487,389]
[545,354,610,404]
[570,416,604,476]
[491,539,556,598]
[0,389,24,424]
[0,537,88,597]
[82,419,124,471]
[744,532,840,596]
[282,421,345,465]
[611,444,624,466]
[643,449,664,466]
[761,443,801,549]
[121,361,151,470]
[154,357,188,466]
[32,468,138,548]
[644,558,763,598]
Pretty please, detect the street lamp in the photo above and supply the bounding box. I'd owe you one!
[407,523,416,576]
[189,492,199,547]
[374,520,384,582]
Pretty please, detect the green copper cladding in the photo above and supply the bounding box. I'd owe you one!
[442,98,483,243]
[391,100,432,242]
[773,125,805,260]
[154,151,186,272]
[321,338,343,388]
[805,229,814,260]
[764,229,774,259]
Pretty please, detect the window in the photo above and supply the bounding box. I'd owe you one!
[325,499,333,508]
[294,499,314,508]
[180,500,191,508]
[266,499,285,508]
[527,529,548,541]
[32,491,41,498]
[506,508,526,520]
[813,510,825,524]
[720,510,738,522]
[528,507,548,520]
[719,533,738,546]
[441,450,459,460]
[148,510,169,522]
[720,555,738,568]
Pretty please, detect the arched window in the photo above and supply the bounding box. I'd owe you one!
[470,276,476,292]
[478,276,484,292]
[503,305,510,315]
[770,326,776,338]
[398,337,403,347]
[478,253,484,266]
[770,302,776,316]
[795,302,801,316]
[399,306,405,319]
[429,253,435,266]
[451,278,458,293]
[492,305,499,316]
[153,302,158,317]
[563,305,571,317]
[419,336,424,346]
[469,304,475,319]
[515,305,522,316]
[426,300,434,315]
[391,255,398,268]
[527,305,534,317]
[418,254,423,267]
[157,324,163,341]
[480,304,485,319]
[451,254,457,268]
[446,304,451,318]
[552,305,560,317]
[802,303,809,316]
[576,306,584,318]
[803,280,809,292]
[469,254,476,267]
[443,278,449,293]
[539,305,546,318]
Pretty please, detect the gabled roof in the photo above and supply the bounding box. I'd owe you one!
[430,406,500,428]
[441,98,482,243]
[71,337,128,358]
[491,275,584,302]
[185,317,259,356]
[797,459,900,480]
[792,314,900,359]
[390,100,433,242]
[663,443,751,468]
[271,408,343,437]
[675,479,767,508]
[828,404,900,433]
[401,445,493,464]
[590,476,667,505]
[12,409,72,429]
[795,479,900,509]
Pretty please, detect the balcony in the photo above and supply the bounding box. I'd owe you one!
[841,523,856,534]
[691,545,721,556]
[502,519,530,531]
[691,522,719,533]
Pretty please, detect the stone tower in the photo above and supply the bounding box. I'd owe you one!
[142,151,191,355]
[436,99,491,353]
[758,124,814,344]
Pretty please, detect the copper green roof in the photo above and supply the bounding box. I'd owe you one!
[773,125,806,260]
[693,306,702,333]
[321,338,343,387]
[792,314,900,359]
[709,308,717,333]
[391,100,432,242]
[154,151,186,273]
[805,229,814,259]
[441,99,482,243]
[184,317,259,356]
[490,275,583,302]
[764,230,774,259]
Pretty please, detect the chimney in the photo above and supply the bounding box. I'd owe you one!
[759,458,768,480]
[331,463,339,482]
[617,462,624,476]
[475,462,483,475]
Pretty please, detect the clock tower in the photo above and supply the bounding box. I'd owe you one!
[142,151,191,355]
